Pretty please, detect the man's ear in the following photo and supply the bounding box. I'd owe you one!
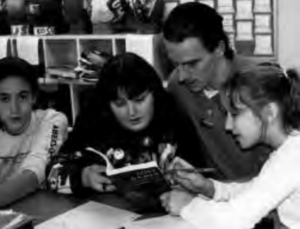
[215,41,225,57]
[263,102,279,123]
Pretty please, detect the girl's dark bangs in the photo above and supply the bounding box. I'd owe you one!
[109,77,151,101]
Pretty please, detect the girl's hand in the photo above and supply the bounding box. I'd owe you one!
[82,164,116,192]
[160,189,195,215]
[166,157,214,197]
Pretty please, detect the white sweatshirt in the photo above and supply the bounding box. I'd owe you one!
[181,133,300,229]
[0,109,68,184]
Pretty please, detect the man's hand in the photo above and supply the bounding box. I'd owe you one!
[82,164,116,192]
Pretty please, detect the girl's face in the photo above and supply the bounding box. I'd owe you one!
[0,76,35,135]
[110,90,154,132]
[225,101,263,149]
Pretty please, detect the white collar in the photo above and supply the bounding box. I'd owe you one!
[203,89,219,99]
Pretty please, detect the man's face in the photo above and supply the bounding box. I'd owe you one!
[0,76,35,135]
[164,37,219,91]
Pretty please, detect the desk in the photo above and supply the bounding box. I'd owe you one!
[8,190,85,226]
[8,189,160,226]
[8,189,282,229]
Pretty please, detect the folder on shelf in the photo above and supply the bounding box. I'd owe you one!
[46,65,77,79]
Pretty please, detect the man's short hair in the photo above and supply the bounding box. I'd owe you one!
[163,2,234,59]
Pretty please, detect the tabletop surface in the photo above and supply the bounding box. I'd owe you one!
[6,189,165,226]
[5,189,284,229]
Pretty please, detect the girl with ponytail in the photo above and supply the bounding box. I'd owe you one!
[160,64,300,229]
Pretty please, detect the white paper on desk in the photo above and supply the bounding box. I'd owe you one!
[35,201,140,229]
[126,35,154,66]
[254,0,271,12]
[255,14,271,33]
[0,37,9,59]
[236,0,253,20]
[126,215,196,229]
[218,0,234,13]
[236,21,253,41]
[16,37,39,65]
[254,35,273,55]
[198,0,215,8]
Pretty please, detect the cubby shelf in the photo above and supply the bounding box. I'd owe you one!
[0,34,161,126]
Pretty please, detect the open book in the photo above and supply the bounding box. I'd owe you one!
[85,147,173,196]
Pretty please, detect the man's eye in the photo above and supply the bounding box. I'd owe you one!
[0,96,9,102]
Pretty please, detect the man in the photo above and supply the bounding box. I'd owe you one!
[163,2,270,181]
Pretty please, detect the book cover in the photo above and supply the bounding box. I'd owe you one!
[85,146,174,195]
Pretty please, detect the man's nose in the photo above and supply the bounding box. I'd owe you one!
[178,65,191,82]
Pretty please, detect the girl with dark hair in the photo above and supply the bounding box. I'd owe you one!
[160,64,300,229]
[52,53,190,211]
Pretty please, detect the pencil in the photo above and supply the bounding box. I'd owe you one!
[164,168,216,174]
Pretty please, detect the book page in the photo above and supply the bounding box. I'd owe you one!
[35,201,140,229]
[108,161,159,176]
[126,215,196,229]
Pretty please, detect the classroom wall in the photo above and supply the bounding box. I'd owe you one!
[278,0,300,71]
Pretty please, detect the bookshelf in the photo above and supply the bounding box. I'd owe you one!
[0,34,160,126]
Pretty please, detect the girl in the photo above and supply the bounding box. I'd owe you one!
[0,57,68,206]
[54,53,193,211]
[161,64,300,229]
